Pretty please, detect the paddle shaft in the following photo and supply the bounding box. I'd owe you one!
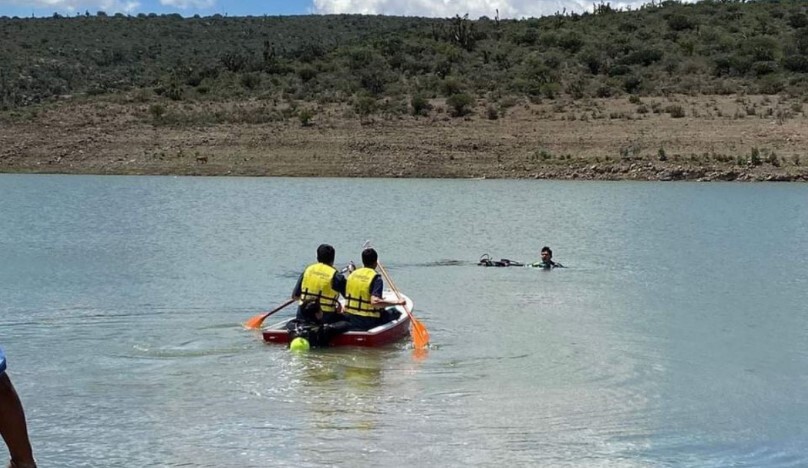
[244,298,295,329]
[377,261,429,348]
[362,240,429,348]
[378,262,406,308]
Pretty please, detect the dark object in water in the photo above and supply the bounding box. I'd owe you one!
[478,253,524,267]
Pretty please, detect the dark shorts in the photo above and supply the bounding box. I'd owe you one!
[322,312,346,324]
[347,314,382,331]
[347,309,400,331]
[295,306,345,324]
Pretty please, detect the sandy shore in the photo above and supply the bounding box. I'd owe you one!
[2,94,806,181]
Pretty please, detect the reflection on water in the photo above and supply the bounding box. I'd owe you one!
[1,175,807,467]
[295,349,387,432]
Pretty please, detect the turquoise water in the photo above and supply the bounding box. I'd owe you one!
[1,174,807,467]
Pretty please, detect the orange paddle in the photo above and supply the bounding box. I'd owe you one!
[378,262,429,349]
[243,298,295,330]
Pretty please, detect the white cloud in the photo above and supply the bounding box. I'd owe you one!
[0,0,140,13]
[312,0,691,19]
[158,0,214,8]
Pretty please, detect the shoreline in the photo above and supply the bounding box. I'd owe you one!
[2,94,807,182]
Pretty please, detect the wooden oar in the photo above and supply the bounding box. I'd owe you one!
[377,261,430,349]
[243,298,295,330]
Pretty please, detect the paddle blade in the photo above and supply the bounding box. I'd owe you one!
[411,317,430,349]
[376,259,429,349]
[243,312,269,330]
[243,298,296,330]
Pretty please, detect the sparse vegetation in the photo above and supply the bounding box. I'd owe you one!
[750,147,762,166]
[298,108,315,127]
[666,105,686,118]
[446,93,474,117]
[1,1,807,114]
[1,2,807,182]
[410,95,432,116]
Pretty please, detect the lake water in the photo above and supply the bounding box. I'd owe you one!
[1,174,807,467]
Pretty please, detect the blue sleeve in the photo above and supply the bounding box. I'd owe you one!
[370,274,383,298]
[0,347,6,375]
[332,273,347,296]
[292,273,304,297]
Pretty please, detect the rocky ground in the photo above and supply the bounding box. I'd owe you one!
[1,93,806,181]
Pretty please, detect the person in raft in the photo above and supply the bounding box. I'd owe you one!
[286,300,350,348]
[0,347,37,468]
[291,244,348,324]
[343,248,406,331]
[528,246,564,269]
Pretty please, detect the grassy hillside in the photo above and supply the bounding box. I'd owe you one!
[2,0,808,113]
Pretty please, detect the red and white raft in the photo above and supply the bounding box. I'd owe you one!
[262,291,413,347]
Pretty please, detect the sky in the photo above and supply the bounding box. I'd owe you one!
[0,0,691,19]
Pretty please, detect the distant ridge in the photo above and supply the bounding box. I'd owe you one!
[2,1,807,110]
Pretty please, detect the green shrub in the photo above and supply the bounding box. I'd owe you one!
[541,83,561,99]
[666,14,696,31]
[566,78,586,100]
[557,32,584,53]
[578,47,604,75]
[742,36,780,62]
[758,76,784,95]
[359,67,388,95]
[752,61,778,76]
[446,93,474,117]
[149,103,165,120]
[596,85,613,98]
[608,64,631,77]
[666,105,685,118]
[783,55,808,73]
[623,76,642,94]
[750,147,761,166]
[297,66,317,83]
[353,96,377,117]
[440,77,464,96]
[411,94,432,116]
[240,73,261,90]
[620,48,663,67]
[789,12,808,29]
[298,108,315,126]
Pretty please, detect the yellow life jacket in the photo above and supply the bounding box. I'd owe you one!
[344,267,380,318]
[300,263,339,314]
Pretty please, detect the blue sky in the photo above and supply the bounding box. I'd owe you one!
[0,0,689,20]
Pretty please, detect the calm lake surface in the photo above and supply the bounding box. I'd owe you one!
[1,174,807,467]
